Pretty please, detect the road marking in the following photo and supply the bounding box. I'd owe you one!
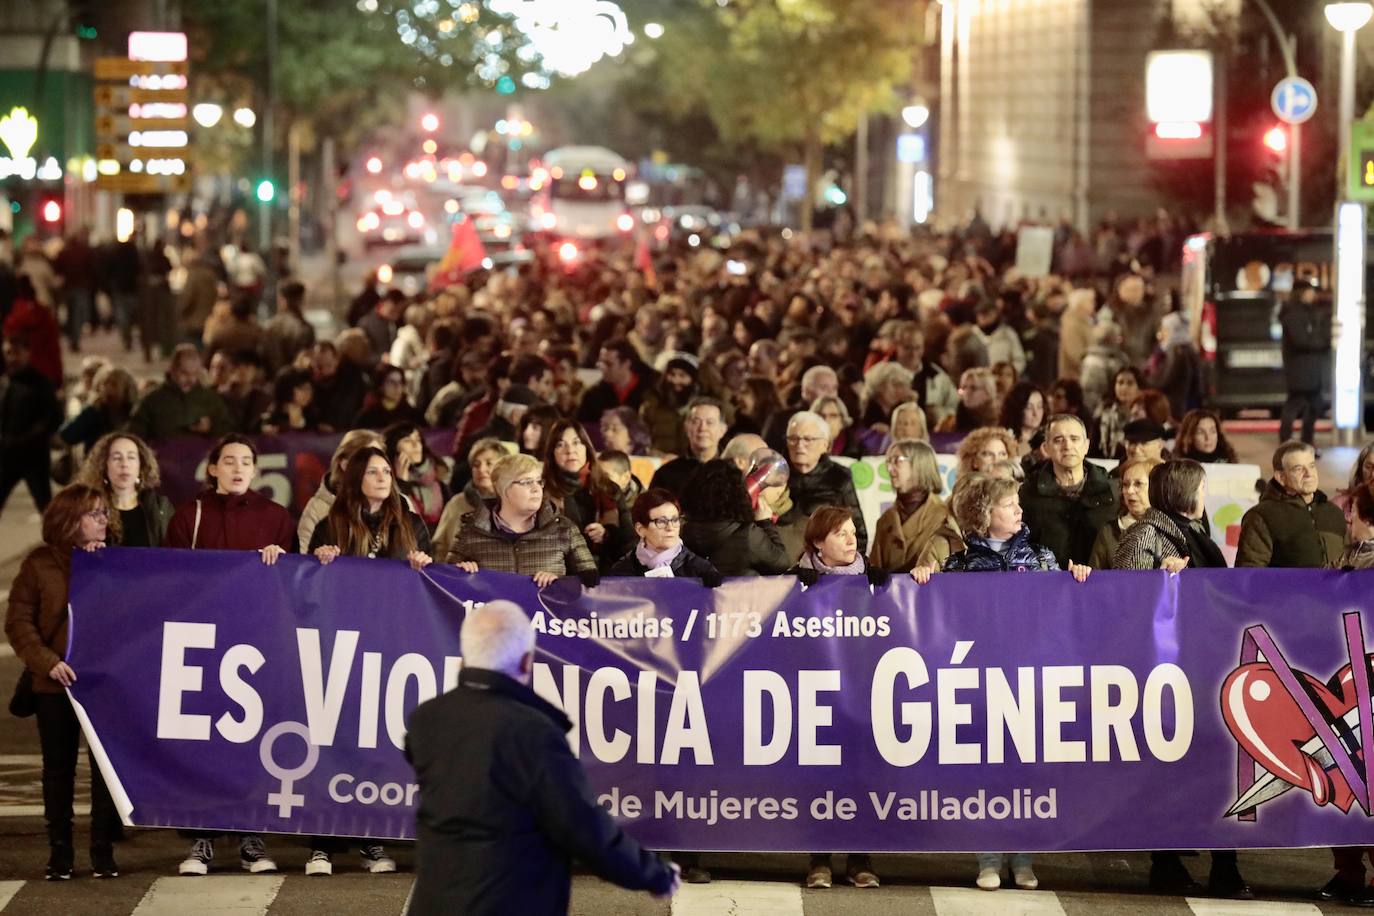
[0,881,22,911]
[1186,900,1321,915]
[671,879,802,915]
[131,875,284,915]
[931,885,1067,915]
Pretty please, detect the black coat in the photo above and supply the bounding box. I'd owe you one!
[404,667,674,916]
[682,518,793,576]
[1018,460,1118,568]
[307,507,432,558]
[608,543,721,583]
[778,456,867,553]
[648,456,701,497]
[0,366,60,465]
[1280,301,1330,393]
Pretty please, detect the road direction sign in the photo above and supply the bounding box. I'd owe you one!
[95,114,189,136]
[93,172,190,194]
[1271,77,1318,125]
[93,85,188,108]
[93,57,187,80]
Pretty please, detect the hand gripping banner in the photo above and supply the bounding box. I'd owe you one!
[65,548,1374,853]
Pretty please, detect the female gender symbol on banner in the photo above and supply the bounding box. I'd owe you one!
[259,721,320,817]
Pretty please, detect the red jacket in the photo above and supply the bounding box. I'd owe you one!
[164,489,296,552]
[4,298,63,386]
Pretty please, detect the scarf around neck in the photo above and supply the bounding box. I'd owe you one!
[635,539,683,570]
[799,549,865,576]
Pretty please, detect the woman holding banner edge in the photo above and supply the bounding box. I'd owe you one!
[792,506,887,890]
[5,485,121,881]
[307,444,429,875]
[163,433,295,877]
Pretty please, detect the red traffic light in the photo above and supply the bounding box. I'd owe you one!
[40,199,62,223]
[1262,125,1288,154]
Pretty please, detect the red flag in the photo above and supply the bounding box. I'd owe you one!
[634,232,657,289]
[430,218,488,289]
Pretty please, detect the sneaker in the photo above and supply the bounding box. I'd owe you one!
[846,856,879,889]
[239,835,277,874]
[46,844,73,881]
[360,844,396,874]
[178,839,213,876]
[976,866,1002,890]
[1013,864,1039,890]
[805,862,832,889]
[683,865,712,884]
[305,850,332,876]
[92,846,120,878]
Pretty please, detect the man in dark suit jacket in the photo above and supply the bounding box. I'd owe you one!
[405,600,679,916]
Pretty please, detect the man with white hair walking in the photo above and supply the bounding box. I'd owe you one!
[405,600,679,915]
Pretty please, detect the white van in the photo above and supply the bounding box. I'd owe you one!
[531,146,634,244]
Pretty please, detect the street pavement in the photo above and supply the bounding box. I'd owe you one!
[0,321,1368,913]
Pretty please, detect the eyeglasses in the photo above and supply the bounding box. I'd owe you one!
[511,478,545,490]
[83,508,109,520]
[786,435,826,446]
[646,515,683,530]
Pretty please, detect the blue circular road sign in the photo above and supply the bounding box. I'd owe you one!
[1271,77,1317,125]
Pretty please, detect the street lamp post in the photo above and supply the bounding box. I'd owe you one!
[1325,2,1373,446]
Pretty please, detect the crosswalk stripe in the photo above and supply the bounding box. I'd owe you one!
[131,875,285,915]
[671,879,802,915]
[931,885,1068,914]
[1185,899,1322,915]
[0,882,22,911]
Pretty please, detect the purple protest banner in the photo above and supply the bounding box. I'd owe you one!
[66,549,1374,852]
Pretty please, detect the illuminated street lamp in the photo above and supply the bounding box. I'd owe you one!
[233,107,257,128]
[191,103,223,128]
[421,112,440,133]
[644,22,664,39]
[1326,3,1374,444]
[901,103,930,129]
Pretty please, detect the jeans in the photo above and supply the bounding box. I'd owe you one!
[977,852,1032,872]
[35,693,119,851]
[65,288,93,349]
[111,292,138,350]
[1280,389,1321,444]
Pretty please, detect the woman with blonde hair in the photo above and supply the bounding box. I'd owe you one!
[870,440,960,573]
[74,431,172,547]
[954,427,1019,478]
[449,452,598,587]
[432,437,506,560]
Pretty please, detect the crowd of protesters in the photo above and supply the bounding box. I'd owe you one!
[5,216,1374,903]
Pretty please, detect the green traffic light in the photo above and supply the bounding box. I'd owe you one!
[256,180,275,203]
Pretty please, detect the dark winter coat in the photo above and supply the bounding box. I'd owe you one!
[308,507,433,559]
[0,365,60,461]
[1113,508,1226,570]
[125,380,234,443]
[941,525,1060,572]
[1019,460,1118,568]
[1236,478,1345,569]
[447,502,596,576]
[682,518,792,577]
[607,543,720,582]
[404,667,674,916]
[778,456,867,553]
[1279,301,1331,393]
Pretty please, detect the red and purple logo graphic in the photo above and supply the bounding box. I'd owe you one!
[1222,612,1374,819]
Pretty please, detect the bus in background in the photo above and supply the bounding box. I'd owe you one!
[1180,230,1374,415]
[530,146,635,259]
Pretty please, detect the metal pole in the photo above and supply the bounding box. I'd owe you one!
[1289,123,1301,229]
[259,0,276,255]
[855,113,869,226]
[1340,29,1358,200]
[1214,51,1228,232]
[288,123,300,273]
[322,137,342,318]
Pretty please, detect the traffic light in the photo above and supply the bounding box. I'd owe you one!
[255,179,275,203]
[39,196,62,225]
[1262,125,1288,155]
